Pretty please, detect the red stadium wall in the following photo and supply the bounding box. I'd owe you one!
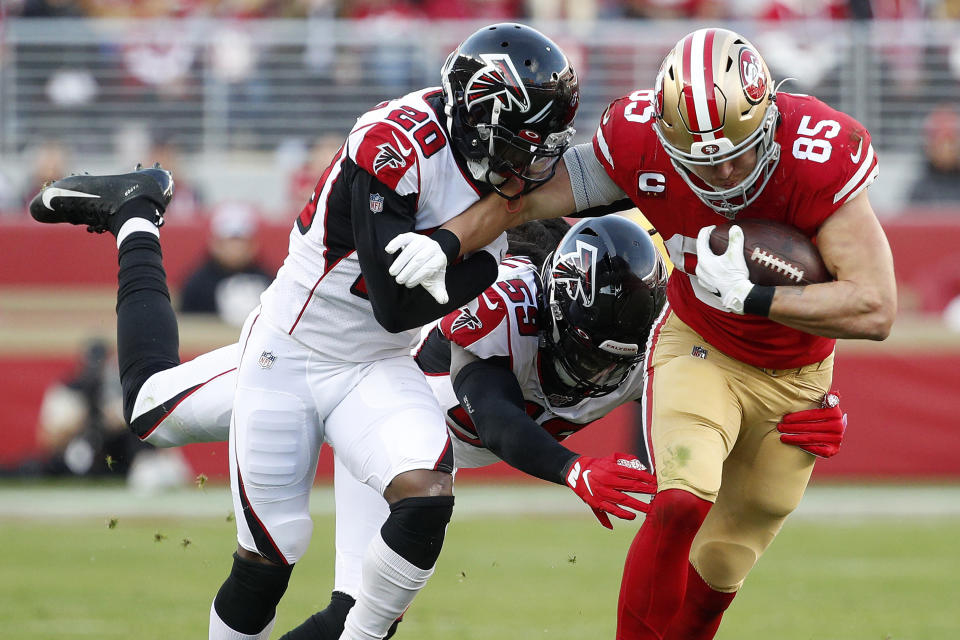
[1,214,959,481]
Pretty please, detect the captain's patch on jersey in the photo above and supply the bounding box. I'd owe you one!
[369,193,384,213]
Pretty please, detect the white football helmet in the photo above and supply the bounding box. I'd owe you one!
[653,28,781,218]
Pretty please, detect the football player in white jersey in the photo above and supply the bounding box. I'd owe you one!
[30,23,657,640]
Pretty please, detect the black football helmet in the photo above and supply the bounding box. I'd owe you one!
[441,23,579,199]
[539,216,667,406]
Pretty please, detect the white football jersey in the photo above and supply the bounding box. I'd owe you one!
[259,87,490,362]
[421,257,647,469]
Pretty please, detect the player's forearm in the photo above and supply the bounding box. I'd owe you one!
[367,251,498,333]
[454,359,577,484]
[514,159,578,223]
[439,193,515,256]
[767,279,896,340]
[439,161,579,255]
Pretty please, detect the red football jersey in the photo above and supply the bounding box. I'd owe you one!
[592,91,878,369]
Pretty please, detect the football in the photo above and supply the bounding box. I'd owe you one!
[708,219,831,286]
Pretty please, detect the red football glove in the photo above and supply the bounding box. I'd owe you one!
[564,453,657,529]
[777,391,848,459]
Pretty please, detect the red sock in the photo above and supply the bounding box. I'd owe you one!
[616,489,712,640]
[663,563,737,640]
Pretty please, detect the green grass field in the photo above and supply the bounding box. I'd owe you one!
[2,482,958,640]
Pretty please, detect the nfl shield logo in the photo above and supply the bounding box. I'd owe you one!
[258,350,277,369]
[369,193,384,214]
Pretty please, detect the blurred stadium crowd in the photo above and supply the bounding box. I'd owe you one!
[8,0,957,21]
[1,3,959,222]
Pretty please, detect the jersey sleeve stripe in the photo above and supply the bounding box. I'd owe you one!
[832,143,876,204]
[595,124,614,169]
[839,163,879,206]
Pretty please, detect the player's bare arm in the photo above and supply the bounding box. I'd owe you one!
[766,191,897,340]
[436,159,578,257]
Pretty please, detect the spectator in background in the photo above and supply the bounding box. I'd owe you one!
[2,338,188,490]
[19,140,70,209]
[180,202,273,326]
[17,0,84,17]
[908,106,960,206]
[148,139,205,219]
[34,339,135,477]
[287,133,343,212]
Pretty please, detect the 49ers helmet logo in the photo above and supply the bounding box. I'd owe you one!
[552,240,597,307]
[739,48,767,104]
[464,53,532,113]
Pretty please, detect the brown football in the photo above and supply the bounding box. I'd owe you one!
[708,219,831,286]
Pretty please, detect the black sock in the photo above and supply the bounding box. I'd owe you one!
[108,197,159,237]
[115,213,180,423]
[278,591,401,640]
[278,591,353,640]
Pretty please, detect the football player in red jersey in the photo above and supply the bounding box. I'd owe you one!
[393,27,895,639]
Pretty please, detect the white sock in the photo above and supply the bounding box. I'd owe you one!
[208,601,276,640]
[116,215,160,248]
[339,532,434,640]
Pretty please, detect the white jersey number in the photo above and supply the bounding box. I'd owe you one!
[792,115,841,164]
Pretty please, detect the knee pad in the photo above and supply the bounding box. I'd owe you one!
[213,553,294,634]
[692,540,758,592]
[381,496,454,570]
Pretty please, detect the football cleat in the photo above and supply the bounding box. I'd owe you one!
[29,163,174,233]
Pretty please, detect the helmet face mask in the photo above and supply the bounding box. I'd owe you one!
[539,217,667,406]
[653,28,781,218]
[442,23,579,199]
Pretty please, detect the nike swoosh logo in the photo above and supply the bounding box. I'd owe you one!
[480,293,499,311]
[850,138,863,163]
[582,469,594,496]
[391,132,413,157]
[42,187,101,211]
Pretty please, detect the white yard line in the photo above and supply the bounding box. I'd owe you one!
[1,482,959,520]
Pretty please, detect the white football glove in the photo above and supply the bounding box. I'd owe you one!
[476,231,508,264]
[385,232,449,304]
[695,224,754,315]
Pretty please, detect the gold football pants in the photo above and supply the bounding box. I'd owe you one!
[647,312,833,592]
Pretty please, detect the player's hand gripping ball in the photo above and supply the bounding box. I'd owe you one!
[708,219,831,286]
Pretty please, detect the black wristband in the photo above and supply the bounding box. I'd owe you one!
[559,454,581,483]
[743,285,775,316]
[431,228,461,264]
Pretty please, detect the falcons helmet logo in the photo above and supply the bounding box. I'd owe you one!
[464,53,532,113]
[552,240,597,307]
[449,308,483,333]
[373,132,413,174]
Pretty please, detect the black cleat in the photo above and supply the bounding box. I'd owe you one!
[29,164,175,233]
